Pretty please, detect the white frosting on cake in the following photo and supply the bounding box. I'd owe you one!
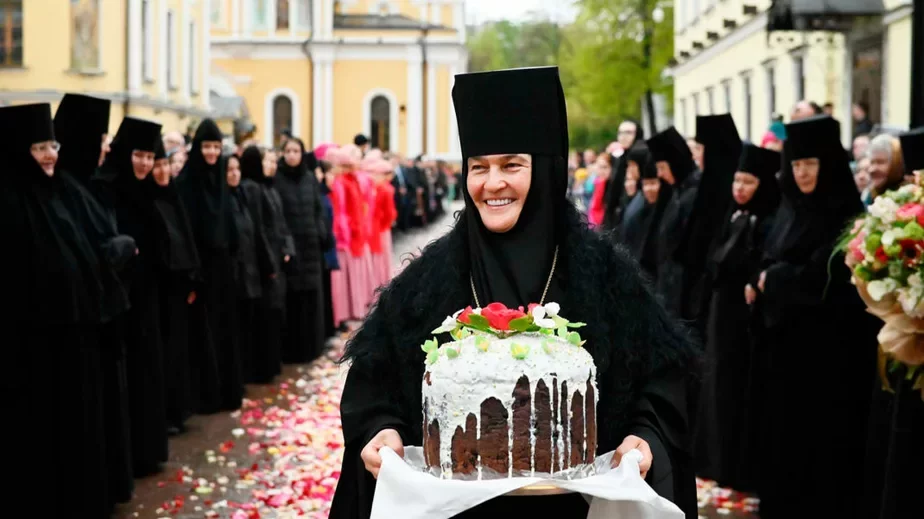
[421,332,597,479]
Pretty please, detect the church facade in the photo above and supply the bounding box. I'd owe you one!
[210,0,468,160]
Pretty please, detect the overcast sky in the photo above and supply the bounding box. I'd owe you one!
[464,0,577,24]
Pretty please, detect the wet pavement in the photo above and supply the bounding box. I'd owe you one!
[117,203,761,518]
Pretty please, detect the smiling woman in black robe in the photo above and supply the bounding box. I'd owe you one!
[177,119,242,411]
[239,146,293,382]
[754,115,877,518]
[330,67,699,519]
[93,116,170,477]
[54,93,138,504]
[694,144,780,491]
[0,102,111,516]
[647,126,700,315]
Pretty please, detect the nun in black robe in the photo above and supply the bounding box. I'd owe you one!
[679,115,742,330]
[754,115,877,518]
[54,93,138,503]
[92,116,170,476]
[647,126,701,315]
[227,154,275,383]
[177,119,242,411]
[150,140,208,431]
[602,121,644,231]
[618,149,671,281]
[0,103,111,517]
[330,67,699,519]
[861,127,924,519]
[275,137,329,363]
[693,144,780,490]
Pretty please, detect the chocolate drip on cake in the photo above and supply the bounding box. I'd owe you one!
[479,397,509,475]
[511,375,532,473]
[450,413,478,476]
[552,377,560,473]
[585,375,597,464]
[570,390,585,467]
[534,379,552,473]
[426,419,441,469]
[560,381,569,469]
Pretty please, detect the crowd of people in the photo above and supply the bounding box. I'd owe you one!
[566,101,923,517]
[0,94,455,517]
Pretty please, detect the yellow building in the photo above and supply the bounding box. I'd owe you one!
[209,0,468,159]
[0,0,211,135]
[668,0,916,144]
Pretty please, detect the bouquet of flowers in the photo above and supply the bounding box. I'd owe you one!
[842,183,924,397]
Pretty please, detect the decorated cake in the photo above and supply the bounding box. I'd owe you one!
[421,302,597,479]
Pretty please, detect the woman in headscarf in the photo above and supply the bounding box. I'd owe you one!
[602,120,644,230]
[330,67,698,519]
[693,144,780,491]
[680,114,742,331]
[54,93,138,503]
[177,119,242,411]
[92,116,170,477]
[754,115,877,518]
[227,153,274,383]
[149,139,206,433]
[865,133,906,203]
[275,137,330,363]
[618,148,670,280]
[648,126,700,315]
[0,102,113,516]
[239,145,292,382]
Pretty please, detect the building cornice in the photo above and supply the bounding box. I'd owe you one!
[0,90,215,118]
[667,11,768,78]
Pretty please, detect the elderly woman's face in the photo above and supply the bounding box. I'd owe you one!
[466,154,532,234]
[868,149,893,191]
[792,158,820,194]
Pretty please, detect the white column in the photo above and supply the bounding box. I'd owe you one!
[201,0,211,109]
[181,0,192,103]
[158,0,168,97]
[312,0,323,38]
[406,45,423,158]
[232,0,241,35]
[128,0,144,96]
[323,0,334,39]
[323,60,334,142]
[448,63,459,157]
[312,58,323,146]
[426,62,437,154]
[268,0,277,35]
[290,0,298,31]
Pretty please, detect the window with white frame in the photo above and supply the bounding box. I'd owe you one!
[297,0,312,28]
[189,21,198,95]
[251,0,270,31]
[692,92,700,116]
[742,72,753,141]
[277,0,289,30]
[765,61,777,119]
[722,80,732,114]
[272,95,293,147]
[142,0,154,82]
[792,52,805,102]
[706,87,715,114]
[167,9,177,89]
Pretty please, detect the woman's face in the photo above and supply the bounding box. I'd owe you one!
[226,157,241,187]
[131,149,155,180]
[263,151,278,177]
[655,161,675,185]
[594,155,611,180]
[688,139,704,170]
[99,133,111,167]
[641,178,660,204]
[152,158,171,186]
[201,141,222,166]
[624,163,640,197]
[868,149,893,191]
[170,149,186,176]
[30,140,59,176]
[284,142,302,167]
[855,157,871,191]
[626,159,640,180]
[732,172,760,206]
[792,158,820,194]
[466,153,532,234]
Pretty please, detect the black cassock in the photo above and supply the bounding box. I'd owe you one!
[653,172,699,315]
[330,207,700,519]
[229,185,274,383]
[150,175,210,429]
[177,120,241,411]
[275,151,329,364]
[695,208,774,490]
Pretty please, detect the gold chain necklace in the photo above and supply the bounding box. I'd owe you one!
[470,245,559,308]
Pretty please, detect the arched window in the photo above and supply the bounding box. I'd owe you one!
[272,95,293,147]
[370,95,390,151]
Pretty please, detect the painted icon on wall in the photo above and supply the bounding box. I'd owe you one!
[70,0,100,71]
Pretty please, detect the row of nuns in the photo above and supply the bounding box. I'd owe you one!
[0,96,334,517]
[605,113,909,517]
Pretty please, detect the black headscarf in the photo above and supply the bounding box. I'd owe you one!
[0,103,104,324]
[647,126,696,187]
[177,119,234,249]
[54,93,111,185]
[452,67,569,308]
[277,137,309,179]
[149,137,200,272]
[765,115,863,263]
[620,147,670,263]
[241,145,267,184]
[603,119,645,229]
[734,143,781,216]
[898,127,924,172]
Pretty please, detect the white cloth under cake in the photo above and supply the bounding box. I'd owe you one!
[370,447,685,519]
